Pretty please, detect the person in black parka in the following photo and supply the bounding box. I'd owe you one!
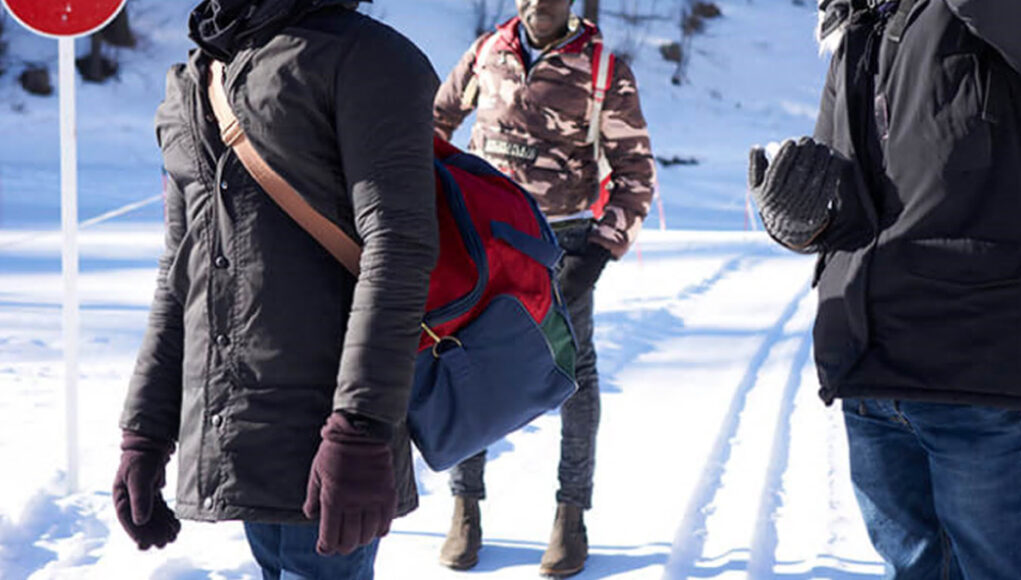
[111,0,439,577]
[749,0,1021,576]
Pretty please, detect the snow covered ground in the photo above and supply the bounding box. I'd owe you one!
[0,0,885,578]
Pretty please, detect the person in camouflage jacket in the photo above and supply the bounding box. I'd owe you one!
[434,8,655,259]
[433,1,655,576]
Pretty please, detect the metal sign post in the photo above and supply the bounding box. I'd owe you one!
[2,0,128,494]
[59,36,80,493]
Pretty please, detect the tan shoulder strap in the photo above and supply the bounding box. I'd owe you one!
[585,40,614,157]
[587,42,614,200]
[206,60,362,276]
[462,33,501,109]
[474,32,502,75]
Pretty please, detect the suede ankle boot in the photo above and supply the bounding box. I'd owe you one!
[439,496,482,570]
[539,503,588,578]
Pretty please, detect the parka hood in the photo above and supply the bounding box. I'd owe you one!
[817,0,849,54]
[188,0,330,61]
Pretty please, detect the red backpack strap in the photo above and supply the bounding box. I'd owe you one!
[587,41,615,213]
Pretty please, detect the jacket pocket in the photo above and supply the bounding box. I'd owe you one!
[813,249,871,394]
[933,53,992,171]
[902,237,1021,287]
[867,238,1021,394]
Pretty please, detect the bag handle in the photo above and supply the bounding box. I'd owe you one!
[206,60,363,276]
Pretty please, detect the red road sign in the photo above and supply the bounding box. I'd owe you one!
[2,0,127,38]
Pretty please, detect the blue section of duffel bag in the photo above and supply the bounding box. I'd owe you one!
[408,294,578,471]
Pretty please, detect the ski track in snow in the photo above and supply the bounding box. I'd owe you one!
[651,250,883,579]
[595,251,761,392]
[662,276,812,579]
[674,254,755,303]
[745,326,813,578]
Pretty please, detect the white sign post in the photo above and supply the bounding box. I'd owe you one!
[2,0,128,494]
[59,37,80,493]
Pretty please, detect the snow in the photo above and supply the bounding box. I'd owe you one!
[0,0,884,578]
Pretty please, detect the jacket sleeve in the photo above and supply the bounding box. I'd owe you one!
[812,52,875,254]
[332,27,440,425]
[433,38,485,141]
[943,0,1021,74]
[813,53,838,147]
[589,57,656,259]
[119,75,188,442]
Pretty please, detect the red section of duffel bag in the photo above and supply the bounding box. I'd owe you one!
[419,139,554,351]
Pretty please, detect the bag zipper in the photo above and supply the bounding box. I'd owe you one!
[423,161,490,327]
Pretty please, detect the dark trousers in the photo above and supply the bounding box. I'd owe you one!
[448,222,601,509]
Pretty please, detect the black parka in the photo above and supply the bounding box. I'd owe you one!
[811,0,1021,408]
[120,1,440,522]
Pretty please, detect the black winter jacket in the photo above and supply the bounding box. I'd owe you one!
[120,2,439,522]
[811,0,1021,408]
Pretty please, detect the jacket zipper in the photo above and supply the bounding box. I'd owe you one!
[514,28,585,84]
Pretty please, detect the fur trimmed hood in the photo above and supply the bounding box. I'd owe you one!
[188,0,360,60]
[817,0,849,54]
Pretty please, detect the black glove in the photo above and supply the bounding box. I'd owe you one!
[748,137,845,252]
[558,243,612,299]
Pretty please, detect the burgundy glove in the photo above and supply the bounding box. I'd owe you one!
[112,431,181,550]
[303,412,397,556]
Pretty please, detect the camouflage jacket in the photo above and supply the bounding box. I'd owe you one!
[434,16,656,258]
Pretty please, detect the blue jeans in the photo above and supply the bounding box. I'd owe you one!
[842,399,1021,580]
[243,522,379,580]
[448,222,601,509]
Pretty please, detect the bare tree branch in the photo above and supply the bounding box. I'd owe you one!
[473,0,510,36]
